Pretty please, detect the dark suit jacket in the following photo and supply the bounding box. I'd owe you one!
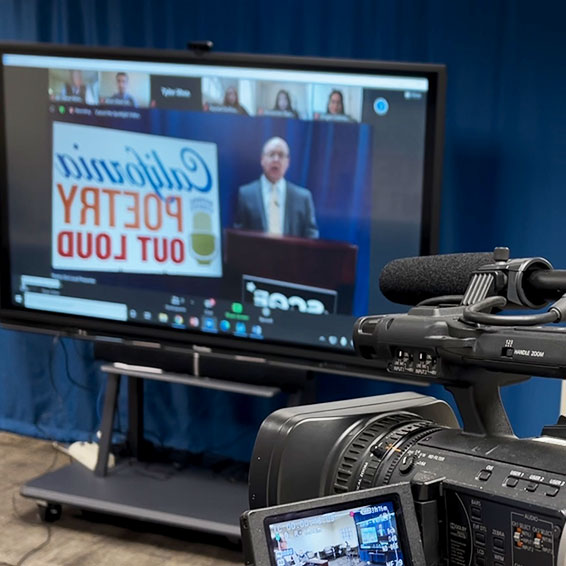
[234,179,319,238]
[63,83,87,102]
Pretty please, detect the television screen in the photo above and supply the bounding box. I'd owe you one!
[0,44,444,376]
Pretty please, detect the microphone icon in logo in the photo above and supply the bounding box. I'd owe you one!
[189,210,217,265]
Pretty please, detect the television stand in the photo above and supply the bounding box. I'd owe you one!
[21,360,312,537]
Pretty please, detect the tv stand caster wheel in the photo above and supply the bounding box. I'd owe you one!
[38,502,62,523]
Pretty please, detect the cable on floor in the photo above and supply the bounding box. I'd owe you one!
[2,448,63,565]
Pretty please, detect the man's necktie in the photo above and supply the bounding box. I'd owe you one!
[269,184,282,235]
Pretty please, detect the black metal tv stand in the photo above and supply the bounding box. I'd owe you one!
[21,345,315,536]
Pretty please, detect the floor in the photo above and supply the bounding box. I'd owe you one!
[0,431,243,566]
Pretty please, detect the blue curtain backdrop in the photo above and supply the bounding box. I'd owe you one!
[0,0,564,460]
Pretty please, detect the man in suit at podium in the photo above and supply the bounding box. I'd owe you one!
[234,137,319,238]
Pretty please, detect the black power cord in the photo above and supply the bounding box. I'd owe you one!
[0,515,52,566]
[58,336,98,393]
[0,450,61,566]
[417,294,464,306]
[462,295,566,326]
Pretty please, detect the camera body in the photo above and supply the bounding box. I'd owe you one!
[247,392,566,565]
[244,251,566,565]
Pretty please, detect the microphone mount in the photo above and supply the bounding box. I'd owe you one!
[456,247,566,327]
[461,246,554,310]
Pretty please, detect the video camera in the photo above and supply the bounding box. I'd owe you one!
[241,248,566,566]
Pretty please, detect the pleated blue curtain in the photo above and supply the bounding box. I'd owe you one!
[0,0,564,459]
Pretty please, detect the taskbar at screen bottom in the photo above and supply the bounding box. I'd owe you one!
[13,288,357,352]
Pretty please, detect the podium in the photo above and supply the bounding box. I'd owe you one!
[223,229,358,314]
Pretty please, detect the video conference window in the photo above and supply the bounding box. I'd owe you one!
[202,77,253,116]
[312,84,362,123]
[99,71,150,108]
[49,69,98,105]
[268,500,405,566]
[256,82,308,119]
[3,53,430,349]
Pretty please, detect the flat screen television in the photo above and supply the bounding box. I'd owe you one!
[0,43,445,382]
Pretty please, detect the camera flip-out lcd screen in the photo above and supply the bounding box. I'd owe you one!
[241,483,424,566]
[267,499,405,566]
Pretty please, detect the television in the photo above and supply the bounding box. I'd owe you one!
[0,43,445,383]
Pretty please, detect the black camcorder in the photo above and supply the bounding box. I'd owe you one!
[241,248,566,566]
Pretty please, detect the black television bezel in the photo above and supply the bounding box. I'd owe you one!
[0,42,445,381]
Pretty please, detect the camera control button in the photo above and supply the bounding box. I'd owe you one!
[525,481,538,492]
[371,444,388,458]
[505,477,519,488]
[545,486,560,497]
[475,557,485,566]
[474,532,486,546]
[477,469,492,481]
[493,537,504,550]
[399,454,415,474]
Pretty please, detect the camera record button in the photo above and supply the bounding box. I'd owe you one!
[505,477,519,488]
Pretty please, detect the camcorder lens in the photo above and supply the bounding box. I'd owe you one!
[330,412,445,494]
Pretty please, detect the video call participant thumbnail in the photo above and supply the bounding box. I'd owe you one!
[221,86,249,115]
[149,75,202,110]
[258,89,299,119]
[273,89,297,117]
[104,72,137,107]
[234,137,319,239]
[313,86,361,123]
[99,71,151,108]
[256,83,308,119]
[202,79,250,115]
[50,69,98,104]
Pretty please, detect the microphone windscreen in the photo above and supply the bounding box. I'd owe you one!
[380,252,494,305]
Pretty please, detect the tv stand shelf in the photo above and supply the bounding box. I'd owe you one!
[22,458,248,536]
[20,362,281,536]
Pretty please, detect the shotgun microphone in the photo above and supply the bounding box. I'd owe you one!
[380,251,566,307]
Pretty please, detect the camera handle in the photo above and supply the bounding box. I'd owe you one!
[443,364,529,437]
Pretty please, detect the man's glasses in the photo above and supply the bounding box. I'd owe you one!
[263,151,289,160]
